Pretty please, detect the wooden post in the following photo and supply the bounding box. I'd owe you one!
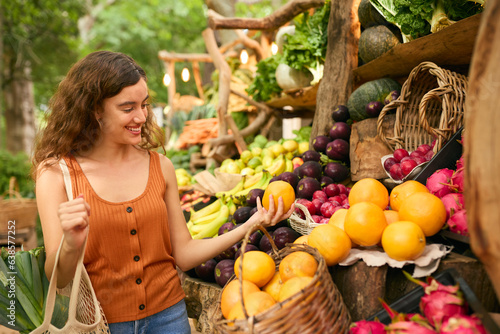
[192,61,205,100]
[464,0,500,301]
[312,0,361,140]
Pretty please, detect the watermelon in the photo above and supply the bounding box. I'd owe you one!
[347,78,402,121]
[359,25,400,64]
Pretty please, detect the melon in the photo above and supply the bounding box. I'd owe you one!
[347,78,402,121]
[358,0,388,28]
[359,25,400,64]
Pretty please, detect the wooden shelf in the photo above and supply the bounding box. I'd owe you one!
[353,13,482,85]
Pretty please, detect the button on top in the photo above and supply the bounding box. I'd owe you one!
[130,229,137,235]
[136,278,142,285]
[139,304,145,310]
[134,255,140,262]
[126,207,133,213]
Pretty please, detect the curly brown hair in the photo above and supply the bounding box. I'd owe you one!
[32,51,165,179]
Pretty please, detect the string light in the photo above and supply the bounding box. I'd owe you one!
[271,42,278,55]
[181,67,190,82]
[240,49,249,65]
[163,73,171,87]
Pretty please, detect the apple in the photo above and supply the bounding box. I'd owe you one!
[389,163,403,181]
[312,190,328,203]
[384,157,398,172]
[401,159,418,177]
[324,183,340,197]
[393,148,409,162]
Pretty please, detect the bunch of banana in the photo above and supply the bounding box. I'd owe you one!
[266,154,287,176]
[232,170,272,205]
[186,199,234,239]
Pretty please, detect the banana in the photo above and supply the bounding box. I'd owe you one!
[267,155,286,176]
[243,171,264,189]
[192,205,230,239]
[285,158,293,173]
[226,197,237,216]
[190,199,222,222]
[215,176,246,199]
[191,208,223,225]
[233,170,272,202]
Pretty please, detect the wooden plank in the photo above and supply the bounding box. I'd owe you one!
[353,13,482,85]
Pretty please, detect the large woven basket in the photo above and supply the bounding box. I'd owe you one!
[377,61,468,153]
[289,202,321,236]
[0,177,38,234]
[213,225,351,334]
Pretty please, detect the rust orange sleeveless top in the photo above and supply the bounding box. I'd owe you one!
[63,151,185,323]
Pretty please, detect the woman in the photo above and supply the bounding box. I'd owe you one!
[32,50,293,333]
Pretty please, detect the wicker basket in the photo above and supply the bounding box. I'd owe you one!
[289,203,321,236]
[0,177,38,234]
[213,226,351,334]
[377,61,468,153]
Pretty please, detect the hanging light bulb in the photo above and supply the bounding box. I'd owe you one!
[271,42,278,55]
[181,67,190,82]
[240,49,249,65]
[163,73,171,87]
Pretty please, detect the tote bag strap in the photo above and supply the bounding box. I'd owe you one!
[33,159,103,332]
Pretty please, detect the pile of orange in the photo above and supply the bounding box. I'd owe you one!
[221,250,318,321]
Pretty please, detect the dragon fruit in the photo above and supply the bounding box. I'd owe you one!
[456,155,464,170]
[441,193,465,220]
[403,272,468,330]
[440,314,487,334]
[385,318,436,334]
[426,169,456,198]
[447,210,468,236]
[349,320,386,334]
[451,169,464,193]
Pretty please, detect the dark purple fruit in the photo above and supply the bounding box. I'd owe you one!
[267,220,289,232]
[214,259,235,287]
[234,244,259,260]
[215,242,240,261]
[218,222,236,236]
[302,150,321,162]
[331,105,350,122]
[326,139,350,161]
[269,175,281,184]
[246,188,265,207]
[320,176,334,188]
[259,233,273,253]
[298,161,322,180]
[279,171,300,189]
[249,207,258,217]
[248,229,263,246]
[272,227,300,249]
[312,135,331,153]
[365,101,384,118]
[296,177,321,200]
[324,162,350,182]
[232,206,253,225]
[384,90,400,105]
[194,258,217,283]
[329,122,351,141]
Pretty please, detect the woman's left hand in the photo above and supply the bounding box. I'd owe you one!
[252,195,295,229]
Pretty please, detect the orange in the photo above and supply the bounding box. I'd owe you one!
[278,276,314,302]
[348,178,389,209]
[398,192,446,236]
[220,279,260,319]
[293,235,309,245]
[389,180,429,211]
[262,180,295,213]
[308,224,351,266]
[384,210,400,224]
[262,271,283,302]
[234,251,275,287]
[329,208,348,230]
[227,291,276,320]
[381,221,426,261]
[279,251,318,282]
[344,202,388,246]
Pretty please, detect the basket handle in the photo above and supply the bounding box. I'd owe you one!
[418,85,455,151]
[0,177,23,200]
[377,99,407,152]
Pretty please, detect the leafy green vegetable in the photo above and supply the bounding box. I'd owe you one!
[245,53,283,102]
[292,126,312,143]
[0,151,35,198]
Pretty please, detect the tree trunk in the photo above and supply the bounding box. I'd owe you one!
[464,0,500,302]
[4,63,36,154]
[312,0,361,139]
[205,0,238,45]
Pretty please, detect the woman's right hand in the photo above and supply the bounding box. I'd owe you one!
[57,194,90,252]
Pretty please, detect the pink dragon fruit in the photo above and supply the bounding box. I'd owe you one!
[385,318,437,333]
[403,272,468,330]
[441,193,465,220]
[440,314,487,334]
[426,169,457,198]
[456,155,464,170]
[447,210,469,236]
[349,320,386,334]
[451,168,464,193]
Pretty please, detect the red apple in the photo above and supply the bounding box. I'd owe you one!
[311,199,323,214]
[320,201,337,218]
[412,156,427,165]
[400,156,412,163]
[383,157,398,172]
[324,183,340,197]
[295,198,316,217]
[400,159,418,177]
[337,184,348,195]
[424,150,434,161]
[416,144,432,154]
[312,190,328,203]
[393,148,409,162]
[320,218,331,224]
[311,215,323,224]
[389,163,403,180]
[410,150,424,159]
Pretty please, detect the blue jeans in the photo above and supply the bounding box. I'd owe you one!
[108,299,190,334]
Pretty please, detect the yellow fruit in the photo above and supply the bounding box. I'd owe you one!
[293,235,309,245]
[262,271,283,302]
[308,224,351,266]
[262,181,295,213]
[298,141,309,154]
[381,221,426,261]
[344,202,388,246]
[240,150,254,164]
[270,144,285,156]
[234,251,275,287]
[279,251,318,282]
[329,208,348,230]
[282,140,299,153]
[278,276,313,302]
[227,291,276,320]
[348,178,389,209]
[220,279,260,319]
[398,192,446,237]
[251,147,263,158]
[384,210,400,224]
[389,180,429,212]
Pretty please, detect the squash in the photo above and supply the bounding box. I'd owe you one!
[358,0,388,29]
[347,78,401,121]
[275,63,313,91]
[359,25,400,64]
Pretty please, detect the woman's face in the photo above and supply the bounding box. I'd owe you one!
[99,78,149,146]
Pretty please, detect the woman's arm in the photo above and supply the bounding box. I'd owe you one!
[36,162,90,288]
[160,155,294,271]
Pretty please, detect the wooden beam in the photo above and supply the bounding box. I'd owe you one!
[158,50,213,63]
[192,61,204,100]
[207,0,325,30]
